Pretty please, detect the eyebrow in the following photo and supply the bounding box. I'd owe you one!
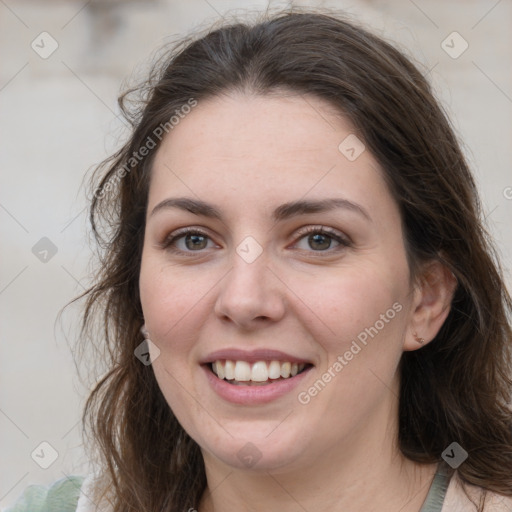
[150,197,372,222]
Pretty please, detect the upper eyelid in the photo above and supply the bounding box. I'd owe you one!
[294,225,347,237]
[292,226,351,248]
[161,226,216,245]
[164,225,344,239]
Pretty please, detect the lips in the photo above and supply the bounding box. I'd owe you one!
[200,348,314,404]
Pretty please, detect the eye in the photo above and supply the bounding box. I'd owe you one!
[161,228,217,253]
[160,225,350,256]
[292,226,351,253]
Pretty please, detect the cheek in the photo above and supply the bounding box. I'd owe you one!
[295,267,408,413]
[139,254,210,341]
[295,264,410,407]
[139,254,226,397]
[302,263,407,342]
[139,256,211,427]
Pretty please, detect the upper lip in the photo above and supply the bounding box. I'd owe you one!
[201,348,313,365]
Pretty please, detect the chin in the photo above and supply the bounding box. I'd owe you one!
[198,426,311,473]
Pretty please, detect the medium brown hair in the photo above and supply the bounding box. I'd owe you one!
[78,7,512,511]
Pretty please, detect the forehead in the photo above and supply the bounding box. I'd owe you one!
[149,92,394,220]
[154,92,349,168]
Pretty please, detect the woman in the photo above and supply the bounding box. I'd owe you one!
[7,7,512,512]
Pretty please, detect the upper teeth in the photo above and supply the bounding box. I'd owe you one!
[212,360,306,382]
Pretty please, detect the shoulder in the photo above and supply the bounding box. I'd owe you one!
[443,471,512,511]
[2,475,86,512]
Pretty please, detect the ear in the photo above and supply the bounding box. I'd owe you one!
[403,260,458,351]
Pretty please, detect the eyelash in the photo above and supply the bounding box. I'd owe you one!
[160,225,351,256]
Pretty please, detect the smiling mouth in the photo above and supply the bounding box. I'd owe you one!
[208,360,313,386]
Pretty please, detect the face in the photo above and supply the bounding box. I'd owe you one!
[139,92,417,473]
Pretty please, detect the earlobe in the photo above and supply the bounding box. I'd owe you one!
[412,332,425,345]
[404,260,458,352]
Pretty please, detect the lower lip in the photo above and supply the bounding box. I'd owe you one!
[202,365,313,405]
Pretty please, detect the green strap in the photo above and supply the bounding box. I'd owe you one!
[5,475,85,512]
[420,461,453,512]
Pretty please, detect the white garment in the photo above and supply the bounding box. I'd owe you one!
[76,474,111,512]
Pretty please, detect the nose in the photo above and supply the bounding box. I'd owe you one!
[214,253,286,330]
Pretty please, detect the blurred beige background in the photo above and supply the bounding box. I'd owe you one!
[1,0,511,508]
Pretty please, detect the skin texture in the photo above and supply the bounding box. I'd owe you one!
[139,92,457,512]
